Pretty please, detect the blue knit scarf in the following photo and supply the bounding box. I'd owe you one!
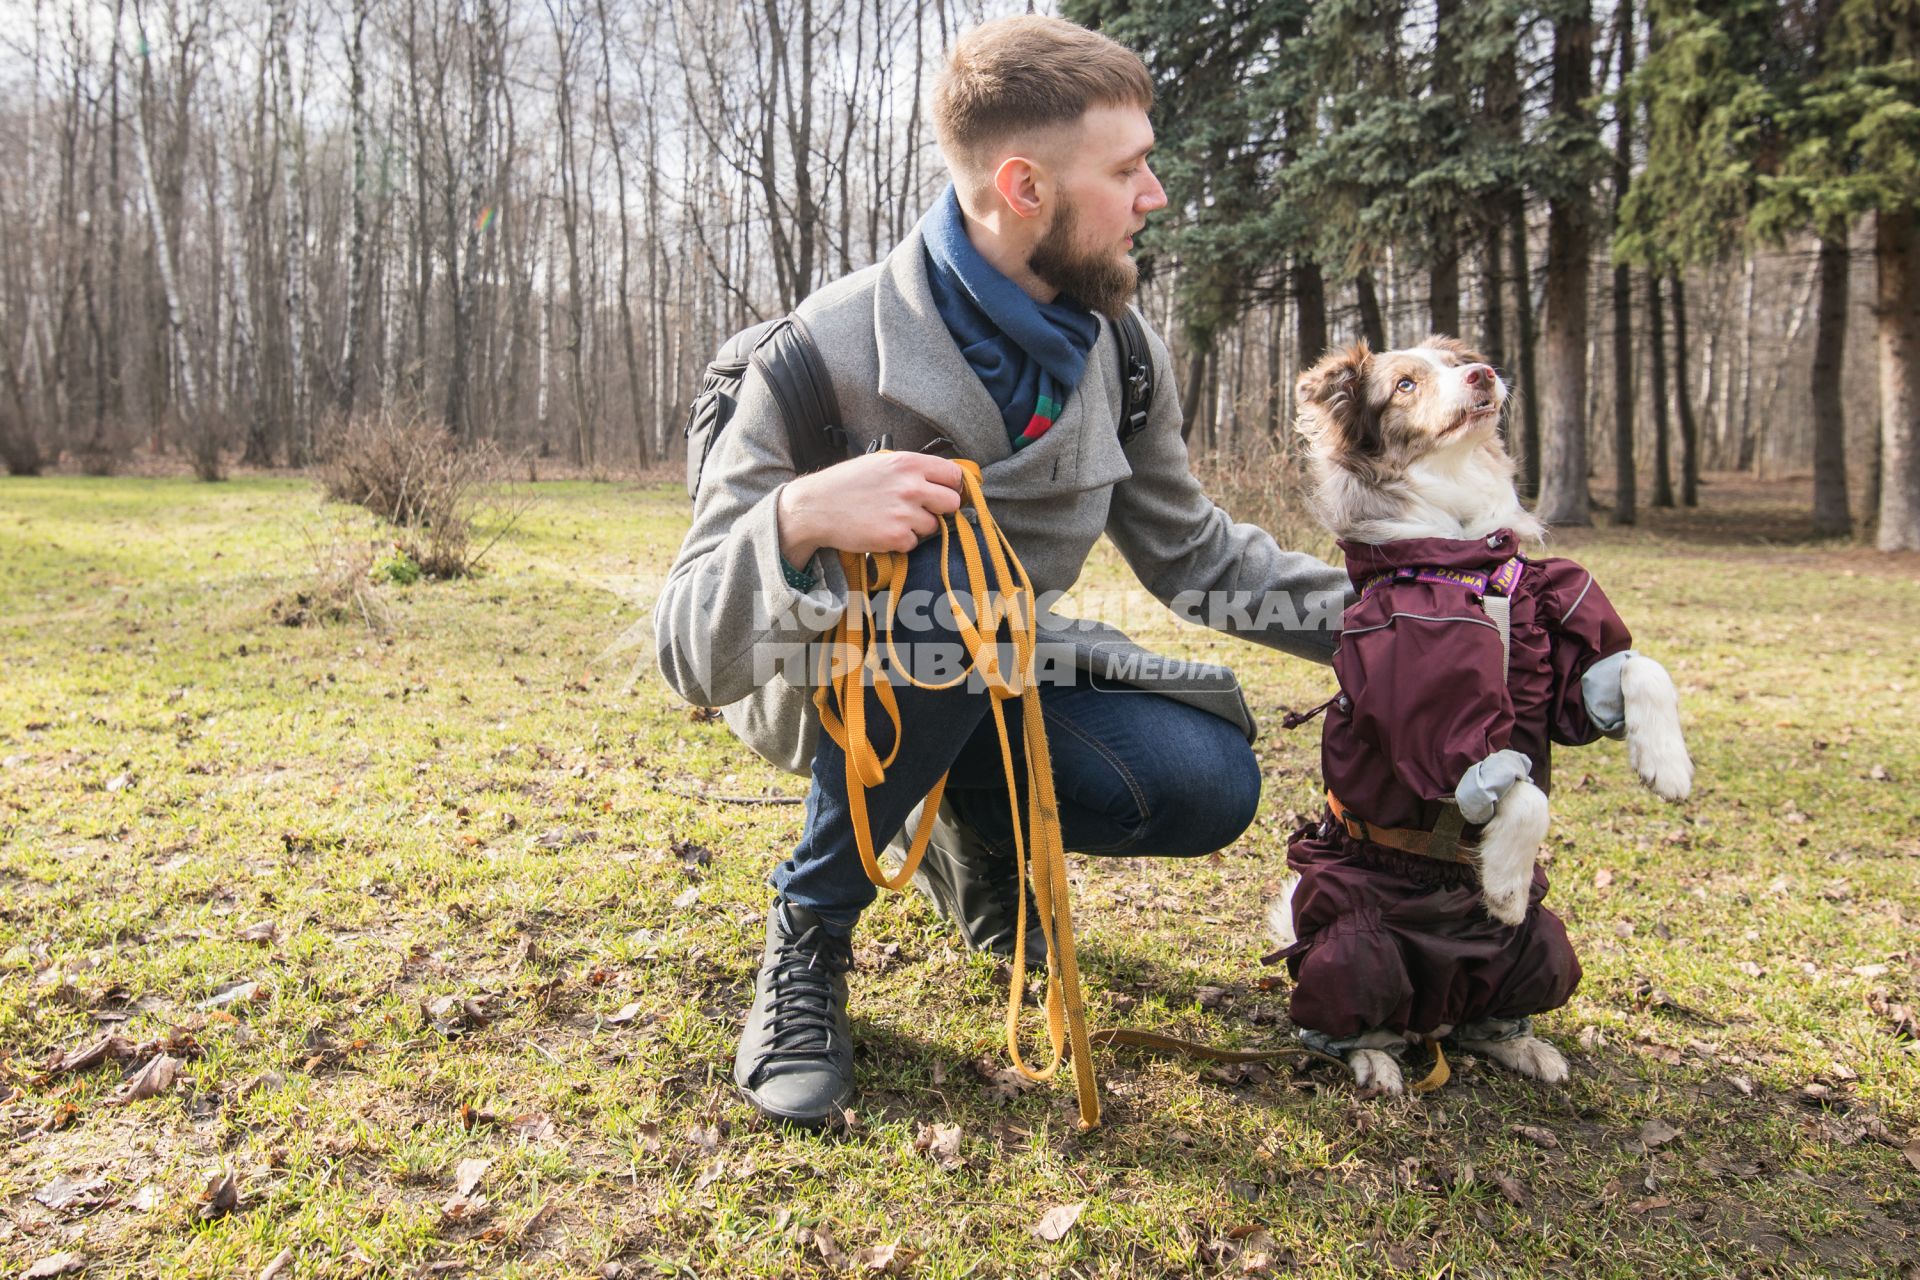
[921,186,1100,450]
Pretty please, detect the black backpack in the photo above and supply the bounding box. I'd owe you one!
[684,310,1158,500]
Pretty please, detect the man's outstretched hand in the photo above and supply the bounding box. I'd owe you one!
[777,451,966,567]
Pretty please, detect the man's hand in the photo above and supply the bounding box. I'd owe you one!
[777,450,966,566]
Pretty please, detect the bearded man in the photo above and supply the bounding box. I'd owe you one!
[656,14,1349,1127]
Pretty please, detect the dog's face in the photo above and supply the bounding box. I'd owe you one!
[1294,337,1509,482]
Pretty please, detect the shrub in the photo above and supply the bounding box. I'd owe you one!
[1189,431,1335,563]
[317,409,527,578]
[272,530,391,631]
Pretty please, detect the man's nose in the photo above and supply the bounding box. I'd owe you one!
[1138,164,1168,213]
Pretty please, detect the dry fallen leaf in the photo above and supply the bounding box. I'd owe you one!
[1593,868,1615,890]
[852,1243,916,1274]
[605,1002,644,1026]
[454,1157,492,1199]
[198,1168,240,1221]
[258,1247,295,1280]
[1031,1202,1084,1242]
[972,1057,1040,1104]
[40,1034,136,1078]
[1511,1123,1560,1149]
[1638,1118,1682,1150]
[801,1226,848,1268]
[1904,1140,1920,1174]
[1490,1171,1530,1206]
[508,1112,557,1142]
[199,980,264,1011]
[111,1053,182,1104]
[913,1122,964,1170]
[33,1174,110,1214]
[240,920,278,944]
[23,1253,87,1279]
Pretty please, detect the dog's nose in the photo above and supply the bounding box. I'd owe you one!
[1463,364,1491,387]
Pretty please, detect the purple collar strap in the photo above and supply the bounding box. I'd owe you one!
[1362,555,1526,601]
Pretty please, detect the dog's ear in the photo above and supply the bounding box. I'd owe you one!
[1295,342,1381,457]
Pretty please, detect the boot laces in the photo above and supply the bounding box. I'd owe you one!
[761,921,852,1065]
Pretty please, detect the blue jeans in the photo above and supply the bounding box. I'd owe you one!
[772,530,1263,930]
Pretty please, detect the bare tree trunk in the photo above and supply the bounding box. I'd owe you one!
[271,0,309,462]
[1537,3,1594,526]
[1481,219,1505,372]
[1429,0,1461,335]
[1737,252,1756,471]
[1670,273,1700,506]
[1508,193,1540,497]
[338,0,369,416]
[1811,233,1851,535]
[596,0,649,468]
[1294,258,1327,363]
[446,0,497,441]
[1356,269,1385,350]
[1877,207,1920,551]
[1179,344,1207,444]
[1609,0,1635,524]
[1649,271,1673,507]
[132,12,197,419]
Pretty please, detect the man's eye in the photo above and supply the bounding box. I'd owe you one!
[1396,377,1416,393]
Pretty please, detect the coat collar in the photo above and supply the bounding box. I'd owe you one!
[872,220,1130,497]
[1338,530,1520,588]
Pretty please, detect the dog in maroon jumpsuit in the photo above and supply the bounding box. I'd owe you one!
[1272,338,1693,1093]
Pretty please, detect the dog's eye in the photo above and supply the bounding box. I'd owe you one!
[1395,377,1416,394]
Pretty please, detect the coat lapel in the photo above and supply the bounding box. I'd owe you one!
[872,225,1135,495]
[874,227,1012,465]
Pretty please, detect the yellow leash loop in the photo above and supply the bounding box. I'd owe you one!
[813,459,1101,1127]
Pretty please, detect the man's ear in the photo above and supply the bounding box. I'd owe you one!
[992,155,1046,220]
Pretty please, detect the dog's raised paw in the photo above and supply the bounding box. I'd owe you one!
[1461,1033,1569,1084]
[1621,655,1693,801]
[1348,1048,1405,1094]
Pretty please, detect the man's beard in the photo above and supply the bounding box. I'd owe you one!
[1028,196,1139,319]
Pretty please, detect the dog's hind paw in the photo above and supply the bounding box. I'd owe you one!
[1458,1033,1569,1085]
[1621,655,1693,801]
[1347,1048,1405,1094]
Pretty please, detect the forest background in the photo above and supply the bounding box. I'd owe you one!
[2,0,1917,549]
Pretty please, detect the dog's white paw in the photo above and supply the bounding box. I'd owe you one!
[1621,655,1693,801]
[1266,875,1301,949]
[1477,778,1549,926]
[1348,1047,1405,1094]
[1457,1032,1570,1085]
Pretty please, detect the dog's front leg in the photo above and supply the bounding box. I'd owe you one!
[1455,749,1548,926]
[1476,779,1549,925]
[1620,654,1693,800]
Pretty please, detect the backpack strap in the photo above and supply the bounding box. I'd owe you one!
[751,315,847,476]
[1114,309,1155,445]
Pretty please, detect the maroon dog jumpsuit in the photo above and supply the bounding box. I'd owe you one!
[1281,528,1632,1040]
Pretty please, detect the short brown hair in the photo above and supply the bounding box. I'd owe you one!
[933,16,1153,168]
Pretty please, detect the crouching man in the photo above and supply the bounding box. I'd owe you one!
[655,15,1348,1127]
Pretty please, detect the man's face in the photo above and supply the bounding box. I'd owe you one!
[1028,103,1166,317]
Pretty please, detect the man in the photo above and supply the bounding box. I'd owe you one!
[655,15,1348,1127]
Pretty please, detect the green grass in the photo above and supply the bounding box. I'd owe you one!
[1,473,1916,1278]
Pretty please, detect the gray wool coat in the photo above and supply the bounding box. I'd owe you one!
[654,219,1351,776]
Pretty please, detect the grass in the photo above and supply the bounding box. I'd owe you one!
[1,471,1916,1278]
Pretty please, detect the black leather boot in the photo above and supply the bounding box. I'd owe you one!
[903,799,1046,963]
[733,899,855,1126]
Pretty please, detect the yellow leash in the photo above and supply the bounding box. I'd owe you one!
[815,459,1101,1124]
[813,460,1439,1125]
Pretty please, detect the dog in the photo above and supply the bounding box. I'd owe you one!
[1268,337,1692,1094]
